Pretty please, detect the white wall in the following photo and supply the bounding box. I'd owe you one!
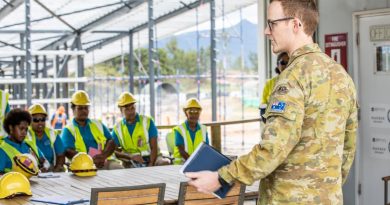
[317,0,389,204]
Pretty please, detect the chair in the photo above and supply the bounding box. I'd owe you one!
[165,131,175,156]
[177,182,245,205]
[90,183,166,205]
[383,176,390,205]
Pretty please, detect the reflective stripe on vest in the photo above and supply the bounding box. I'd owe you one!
[26,127,57,164]
[114,115,151,156]
[66,119,106,153]
[0,90,9,138]
[173,122,207,164]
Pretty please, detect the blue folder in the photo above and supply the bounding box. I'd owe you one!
[180,142,233,198]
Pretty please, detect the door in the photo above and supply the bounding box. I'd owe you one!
[356,10,390,205]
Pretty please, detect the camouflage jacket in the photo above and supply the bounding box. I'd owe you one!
[219,44,358,205]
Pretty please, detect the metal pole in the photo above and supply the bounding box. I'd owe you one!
[12,56,18,100]
[25,0,32,107]
[148,0,155,118]
[42,55,48,110]
[196,7,200,99]
[129,31,134,93]
[35,56,40,98]
[76,34,85,90]
[240,8,245,146]
[19,34,25,100]
[210,0,217,121]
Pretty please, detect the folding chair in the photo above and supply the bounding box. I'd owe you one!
[383,176,390,205]
[90,183,166,205]
[177,182,245,205]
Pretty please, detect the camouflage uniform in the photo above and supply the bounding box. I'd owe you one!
[218,44,358,205]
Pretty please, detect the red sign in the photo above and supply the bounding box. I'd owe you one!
[325,33,348,71]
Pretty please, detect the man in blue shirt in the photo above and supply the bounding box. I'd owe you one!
[172,98,209,165]
[61,90,122,169]
[27,103,65,172]
[112,92,170,167]
[0,109,46,174]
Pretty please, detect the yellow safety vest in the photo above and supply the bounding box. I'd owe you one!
[113,115,151,156]
[26,127,57,164]
[0,90,9,139]
[261,76,278,105]
[173,122,207,165]
[66,119,106,153]
[0,141,37,173]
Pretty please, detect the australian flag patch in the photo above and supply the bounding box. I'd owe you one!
[270,101,286,113]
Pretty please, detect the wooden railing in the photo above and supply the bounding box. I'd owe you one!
[157,118,261,151]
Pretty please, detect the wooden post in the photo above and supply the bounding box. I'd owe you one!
[210,125,221,152]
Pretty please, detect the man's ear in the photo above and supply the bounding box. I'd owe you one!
[293,19,302,32]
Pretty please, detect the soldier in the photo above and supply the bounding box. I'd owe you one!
[112,92,169,167]
[61,90,122,170]
[0,89,10,141]
[185,0,358,204]
[172,98,209,165]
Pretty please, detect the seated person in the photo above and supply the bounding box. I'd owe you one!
[0,109,49,174]
[113,92,170,168]
[26,103,65,172]
[172,98,209,165]
[61,90,122,170]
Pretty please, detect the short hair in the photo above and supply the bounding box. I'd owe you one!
[3,108,32,135]
[272,0,319,36]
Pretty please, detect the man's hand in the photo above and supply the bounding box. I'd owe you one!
[93,154,106,168]
[185,171,221,194]
[131,155,144,164]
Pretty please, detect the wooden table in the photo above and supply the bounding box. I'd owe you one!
[1,165,259,204]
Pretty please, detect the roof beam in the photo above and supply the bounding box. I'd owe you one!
[86,0,211,53]
[0,0,23,21]
[34,0,77,31]
[0,29,72,34]
[40,0,144,50]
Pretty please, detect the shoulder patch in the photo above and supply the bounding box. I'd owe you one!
[276,85,289,95]
[270,101,286,113]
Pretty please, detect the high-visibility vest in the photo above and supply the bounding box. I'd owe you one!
[173,122,207,165]
[0,90,9,139]
[26,127,57,165]
[65,119,106,153]
[0,140,36,172]
[113,115,151,156]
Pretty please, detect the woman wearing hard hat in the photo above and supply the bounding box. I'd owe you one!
[61,90,122,170]
[172,98,209,165]
[0,108,47,175]
[26,103,65,172]
[113,92,170,168]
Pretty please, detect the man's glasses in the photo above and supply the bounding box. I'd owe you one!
[267,17,294,31]
[32,117,46,123]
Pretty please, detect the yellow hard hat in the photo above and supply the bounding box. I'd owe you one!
[13,154,39,179]
[71,90,90,106]
[69,152,97,177]
[117,92,136,106]
[0,172,32,199]
[183,98,202,111]
[28,103,47,115]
